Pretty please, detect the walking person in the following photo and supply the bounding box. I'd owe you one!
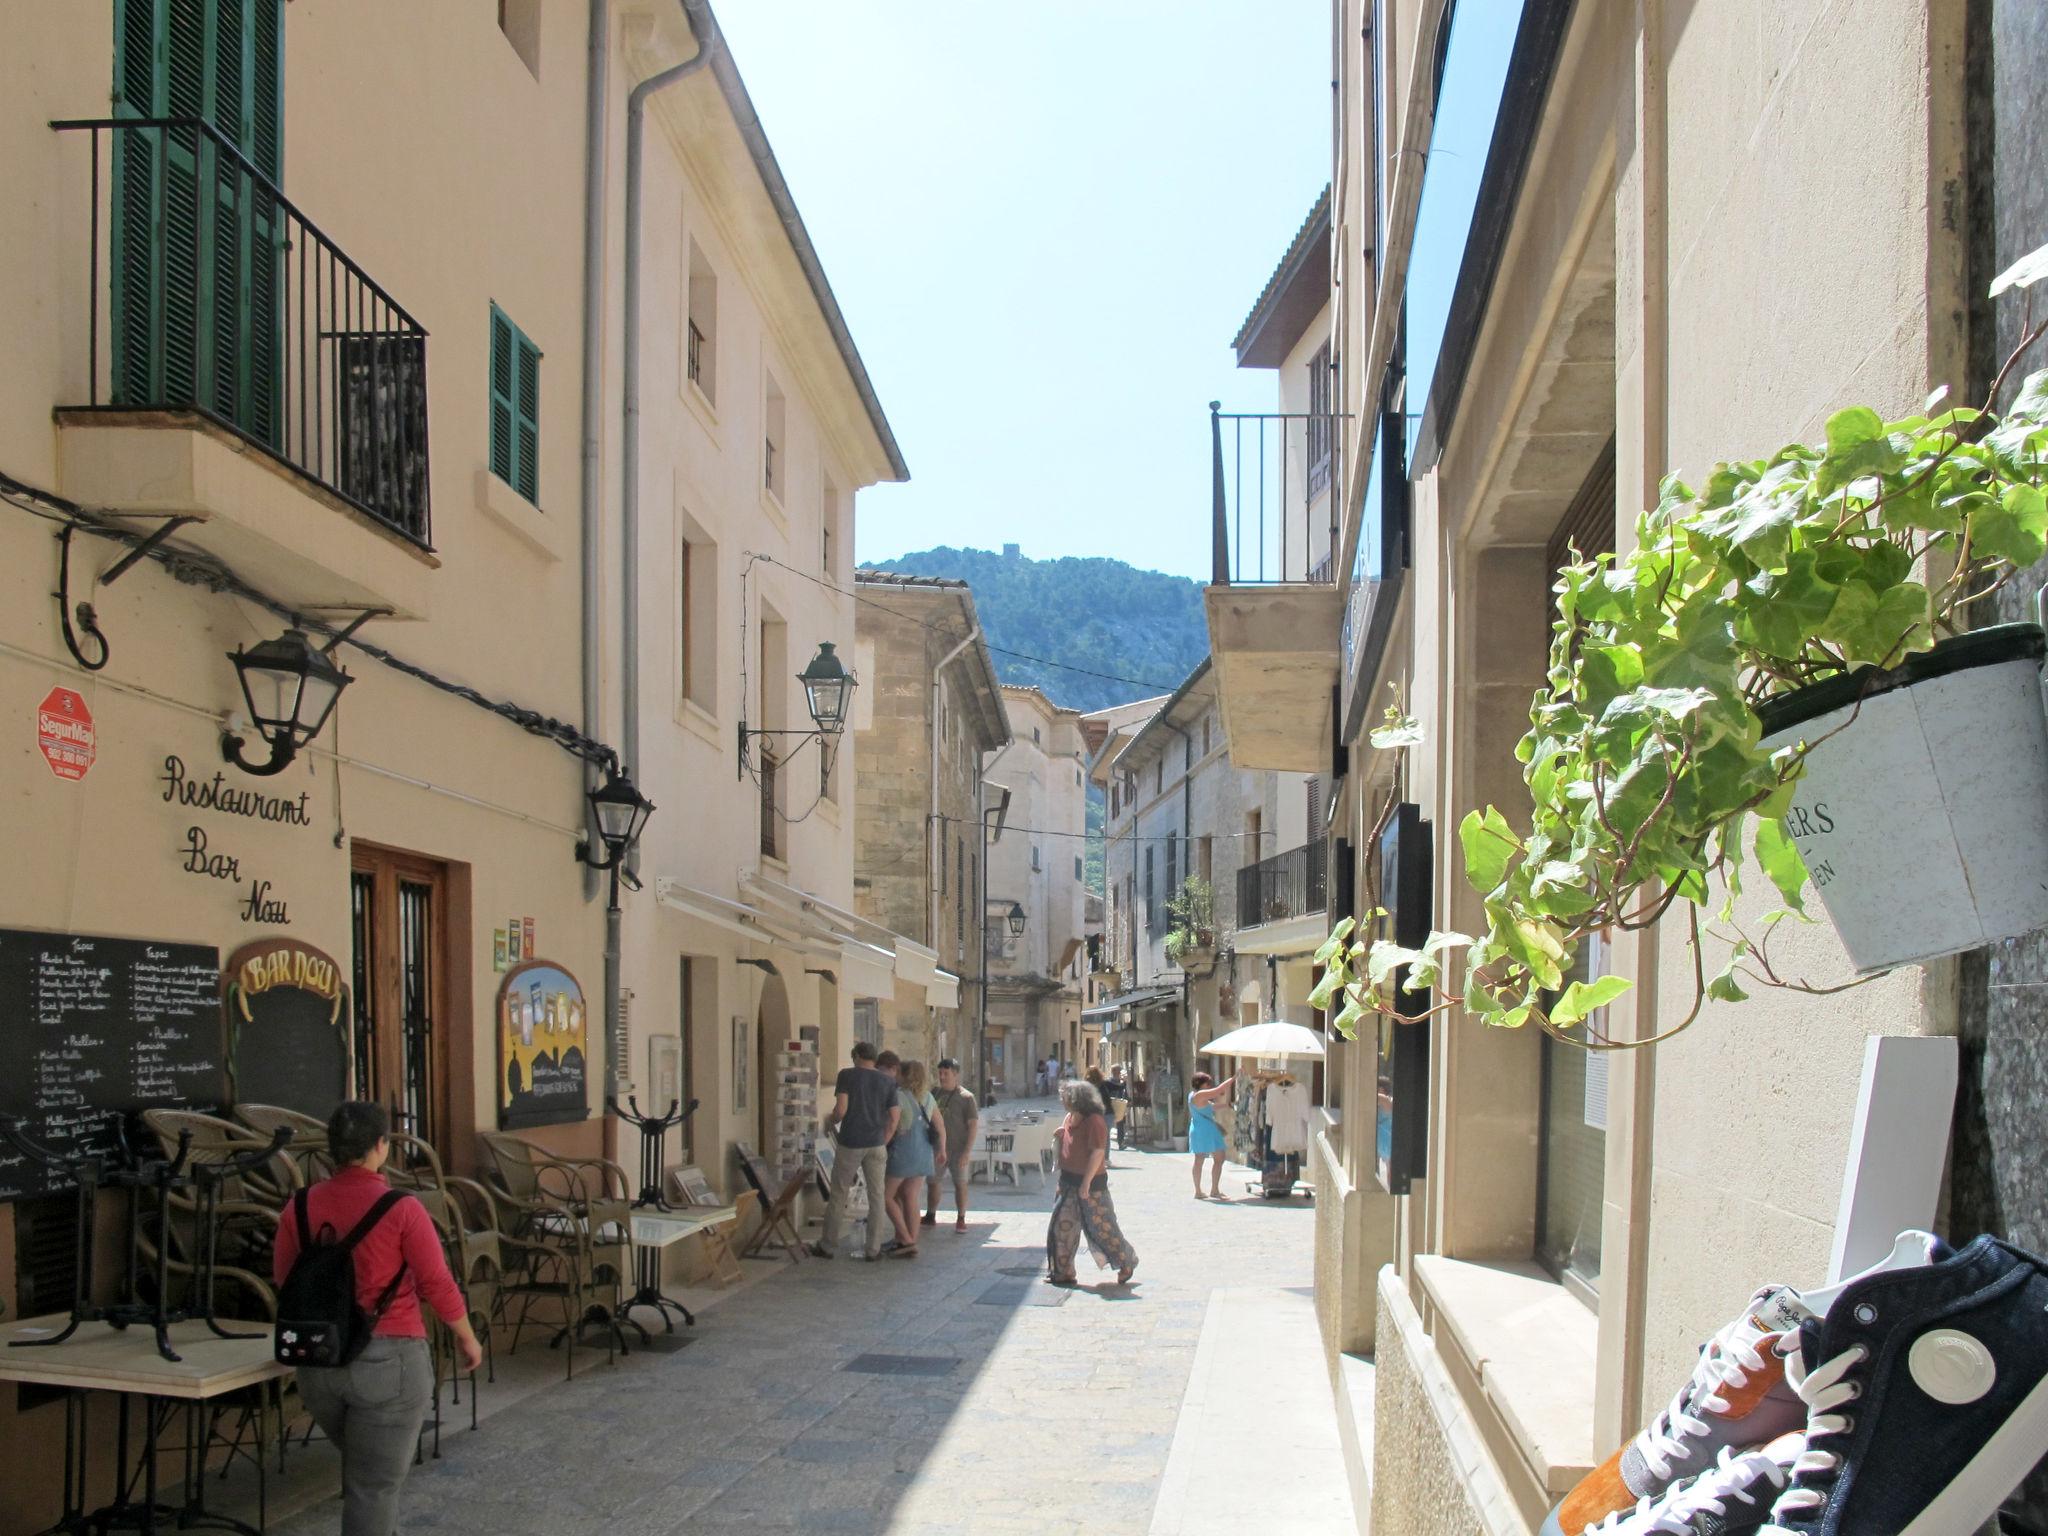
[1087,1067,1126,1156]
[1187,1070,1237,1198]
[923,1057,979,1232]
[810,1040,900,1260]
[1045,1079,1137,1287]
[272,1101,484,1536]
[883,1058,943,1258]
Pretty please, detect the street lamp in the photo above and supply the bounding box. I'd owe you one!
[1006,901,1027,937]
[222,628,352,777]
[581,766,656,872]
[737,641,860,778]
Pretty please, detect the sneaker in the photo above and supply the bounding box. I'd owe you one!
[1760,1233,2048,1536]
[1544,1234,1941,1536]
[1587,1436,1800,1535]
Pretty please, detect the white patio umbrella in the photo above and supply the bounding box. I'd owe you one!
[1198,1019,1327,1061]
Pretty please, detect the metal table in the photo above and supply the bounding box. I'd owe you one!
[0,1314,290,1535]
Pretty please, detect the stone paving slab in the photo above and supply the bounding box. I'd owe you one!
[271,1122,1338,1534]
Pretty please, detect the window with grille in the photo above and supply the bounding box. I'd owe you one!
[489,304,540,503]
[685,239,717,403]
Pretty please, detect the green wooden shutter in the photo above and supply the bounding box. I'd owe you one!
[515,334,540,502]
[489,306,515,484]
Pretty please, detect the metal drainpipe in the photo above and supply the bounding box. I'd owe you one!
[580,0,608,910]
[609,3,715,1113]
[929,627,980,947]
[623,5,718,860]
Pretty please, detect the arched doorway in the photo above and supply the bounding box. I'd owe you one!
[755,969,792,1158]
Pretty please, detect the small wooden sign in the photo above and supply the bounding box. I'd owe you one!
[224,937,349,1121]
[498,959,589,1128]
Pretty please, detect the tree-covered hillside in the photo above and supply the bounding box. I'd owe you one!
[863,545,1208,897]
[864,546,1206,713]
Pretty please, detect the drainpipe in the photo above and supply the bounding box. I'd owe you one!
[580,0,608,911]
[623,4,718,857]
[929,626,980,947]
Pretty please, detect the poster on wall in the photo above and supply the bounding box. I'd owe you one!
[498,959,590,1128]
[224,938,350,1121]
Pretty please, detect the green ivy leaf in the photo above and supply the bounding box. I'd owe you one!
[1990,240,2048,298]
[1314,916,1357,966]
[1753,816,1809,914]
[1973,483,2048,567]
[1460,807,1519,896]
[1550,974,1632,1028]
[1821,579,1931,666]
[1818,406,1907,494]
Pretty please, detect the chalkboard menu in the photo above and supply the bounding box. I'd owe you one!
[0,929,224,1201]
[225,938,349,1122]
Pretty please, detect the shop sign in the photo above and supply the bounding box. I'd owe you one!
[37,687,95,781]
[224,938,350,1120]
[160,753,308,926]
[497,959,589,1129]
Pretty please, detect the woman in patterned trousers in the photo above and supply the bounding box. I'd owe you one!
[1046,1079,1137,1286]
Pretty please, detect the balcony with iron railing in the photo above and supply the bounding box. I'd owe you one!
[49,117,438,614]
[1234,842,1328,952]
[1202,405,1351,773]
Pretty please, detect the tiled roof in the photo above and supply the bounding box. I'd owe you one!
[854,568,971,590]
[1231,185,1333,364]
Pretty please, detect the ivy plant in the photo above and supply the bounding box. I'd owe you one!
[1164,877,1217,967]
[1313,246,2048,1047]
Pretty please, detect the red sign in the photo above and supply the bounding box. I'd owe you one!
[37,687,96,781]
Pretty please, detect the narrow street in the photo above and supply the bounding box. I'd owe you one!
[272,1119,1348,1536]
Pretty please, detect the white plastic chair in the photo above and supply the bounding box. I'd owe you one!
[989,1122,1050,1189]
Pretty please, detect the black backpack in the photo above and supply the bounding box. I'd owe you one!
[274,1188,411,1367]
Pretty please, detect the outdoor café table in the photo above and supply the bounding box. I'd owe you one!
[621,1205,742,1339]
[0,1313,290,1535]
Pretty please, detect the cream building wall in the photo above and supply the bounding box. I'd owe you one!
[1305,0,1979,1531]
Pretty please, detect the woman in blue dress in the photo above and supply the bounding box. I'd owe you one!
[883,1058,943,1258]
[1187,1070,1237,1198]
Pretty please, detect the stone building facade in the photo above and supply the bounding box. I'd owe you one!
[851,573,1008,1079]
[983,685,1090,1088]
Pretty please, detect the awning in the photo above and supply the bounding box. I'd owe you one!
[655,879,813,949]
[738,871,952,1007]
[1101,986,1178,1012]
[1055,936,1085,977]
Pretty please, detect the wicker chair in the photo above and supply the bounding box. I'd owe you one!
[229,1104,333,1186]
[476,1133,631,1371]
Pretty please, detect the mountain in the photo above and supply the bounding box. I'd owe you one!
[864,545,1209,898]
[863,545,1207,713]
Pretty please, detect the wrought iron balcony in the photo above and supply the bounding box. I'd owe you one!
[1237,842,1328,929]
[1210,406,1348,585]
[54,117,432,545]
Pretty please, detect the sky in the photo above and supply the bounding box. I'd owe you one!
[712,2,1332,582]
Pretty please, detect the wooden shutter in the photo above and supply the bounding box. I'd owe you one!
[489,307,516,484]
[515,334,541,502]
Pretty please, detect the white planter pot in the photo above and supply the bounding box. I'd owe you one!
[1758,624,2048,975]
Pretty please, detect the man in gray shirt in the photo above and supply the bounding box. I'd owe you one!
[812,1040,899,1260]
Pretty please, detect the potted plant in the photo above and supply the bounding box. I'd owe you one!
[1164,877,1218,973]
[1314,246,2048,1044]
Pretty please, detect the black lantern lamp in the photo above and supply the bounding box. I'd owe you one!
[738,641,860,778]
[222,628,352,776]
[1007,901,1027,937]
[799,642,855,733]
[581,765,656,872]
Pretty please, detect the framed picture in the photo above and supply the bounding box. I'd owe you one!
[732,1140,776,1204]
[496,960,589,1129]
[813,1141,835,1199]
[732,1015,749,1111]
[665,1163,720,1208]
[647,1034,682,1116]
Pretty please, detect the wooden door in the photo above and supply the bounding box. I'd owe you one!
[349,844,451,1157]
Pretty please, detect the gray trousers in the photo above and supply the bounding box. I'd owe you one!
[821,1140,889,1257]
[297,1336,434,1536]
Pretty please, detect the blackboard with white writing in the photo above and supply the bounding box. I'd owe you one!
[0,929,223,1201]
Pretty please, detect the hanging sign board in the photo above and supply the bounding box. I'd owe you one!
[1375,803,1432,1197]
[0,929,222,1200]
[224,938,350,1121]
[498,959,590,1128]
[38,686,96,781]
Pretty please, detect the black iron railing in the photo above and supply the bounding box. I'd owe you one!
[54,117,432,546]
[1210,406,1348,585]
[1237,842,1328,928]
[687,318,705,389]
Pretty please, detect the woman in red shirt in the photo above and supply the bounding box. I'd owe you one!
[273,1101,482,1536]
[1045,1079,1137,1287]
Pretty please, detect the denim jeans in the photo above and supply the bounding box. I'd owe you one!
[296,1336,434,1536]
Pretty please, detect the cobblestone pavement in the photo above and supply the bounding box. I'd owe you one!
[276,1120,1321,1535]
